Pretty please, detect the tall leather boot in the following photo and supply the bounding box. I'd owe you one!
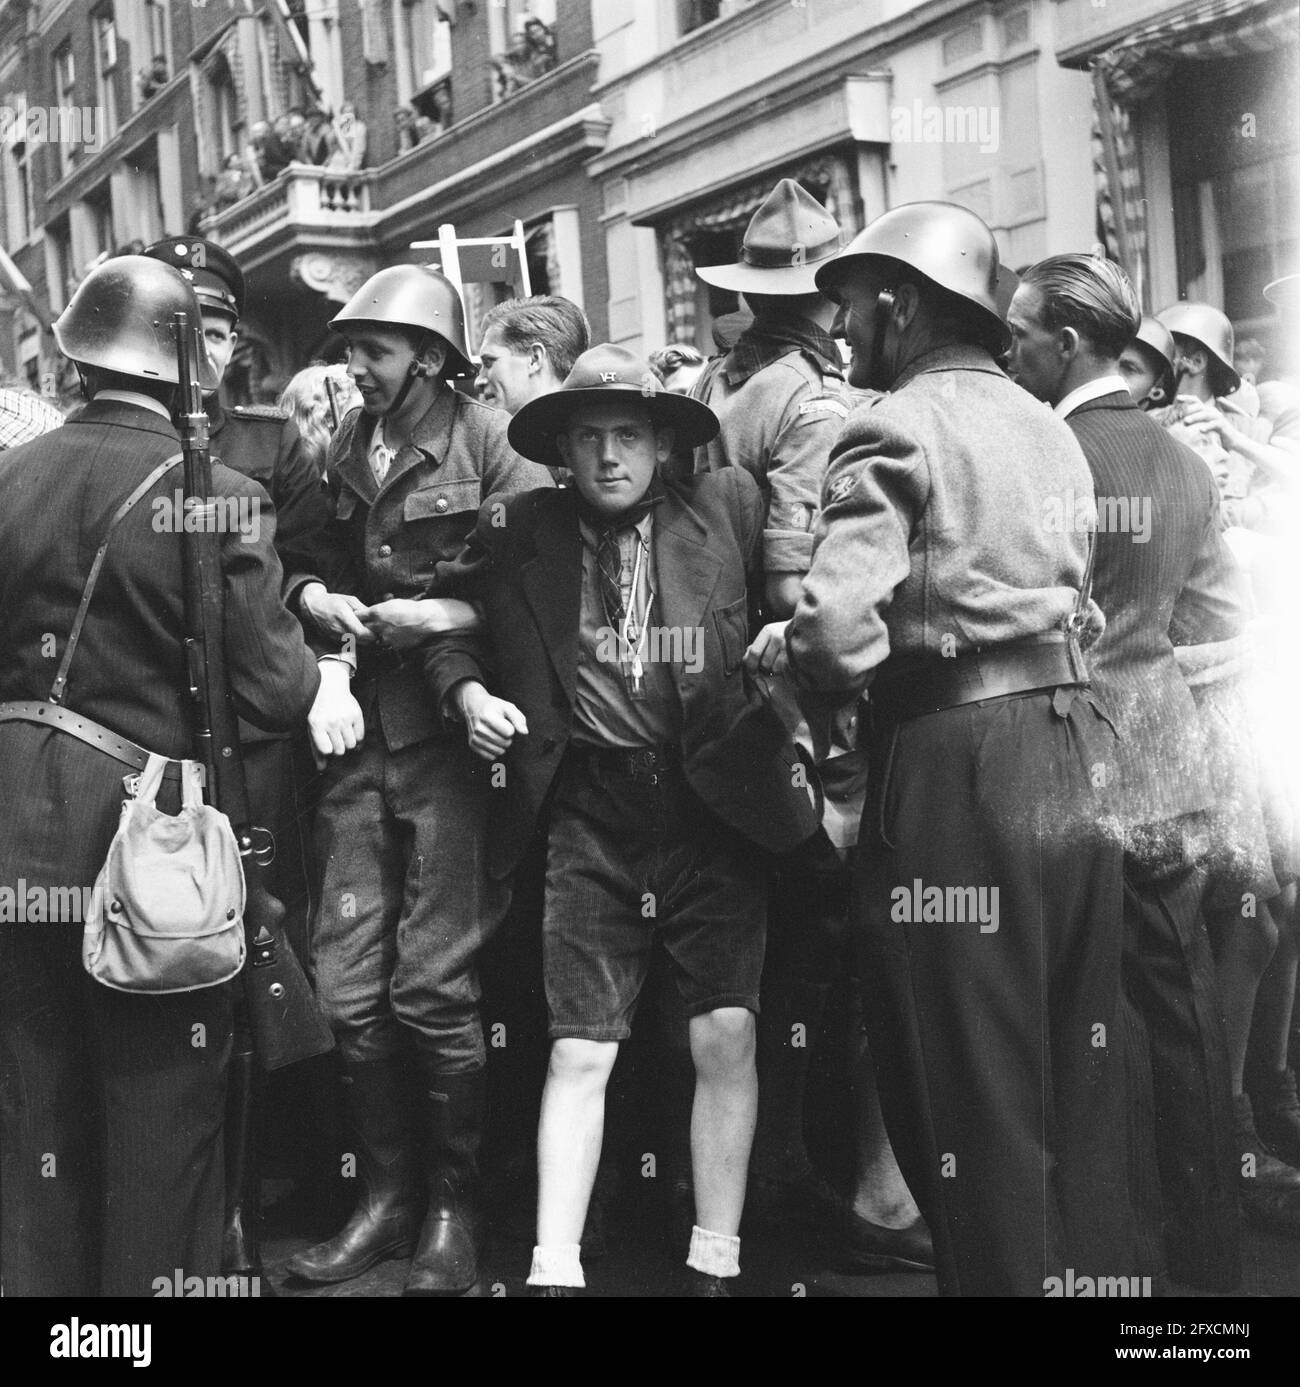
[404,1064,485,1296]
[285,1057,422,1284]
[221,1046,262,1275]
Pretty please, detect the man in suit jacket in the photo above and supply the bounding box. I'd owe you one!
[426,344,816,1295]
[1009,252,1247,1289]
[0,257,319,1296]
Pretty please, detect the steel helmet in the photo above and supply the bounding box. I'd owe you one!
[1133,316,1177,386]
[1156,302,1239,392]
[815,201,1009,351]
[329,265,473,378]
[53,256,219,390]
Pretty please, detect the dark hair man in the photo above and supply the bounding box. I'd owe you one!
[1010,252,1249,1288]
[0,257,319,1295]
[475,295,590,415]
[284,265,554,1296]
[426,344,817,1294]
[786,204,1133,1296]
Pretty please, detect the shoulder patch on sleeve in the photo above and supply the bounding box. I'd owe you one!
[825,473,857,506]
[798,396,849,419]
[231,403,289,421]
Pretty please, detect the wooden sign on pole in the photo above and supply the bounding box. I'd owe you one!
[410,221,532,359]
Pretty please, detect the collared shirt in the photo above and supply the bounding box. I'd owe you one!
[572,512,681,749]
[95,389,172,421]
[368,417,396,485]
[722,318,844,387]
[1054,375,1128,420]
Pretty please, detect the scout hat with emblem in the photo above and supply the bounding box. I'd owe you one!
[696,179,843,296]
[508,343,719,469]
[143,235,244,322]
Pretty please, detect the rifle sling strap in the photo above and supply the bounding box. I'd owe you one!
[49,453,185,705]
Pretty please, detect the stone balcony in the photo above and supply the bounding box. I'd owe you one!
[201,165,376,259]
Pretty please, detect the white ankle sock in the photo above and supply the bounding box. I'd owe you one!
[686,1225,740,1278]
[527,1243,585,1288]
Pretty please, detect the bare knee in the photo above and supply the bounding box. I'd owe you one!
[547,1037,619,1089]
[690,1007,756,1079]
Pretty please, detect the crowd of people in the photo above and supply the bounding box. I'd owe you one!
[1,180,1298,1301]
[492,19,558,100]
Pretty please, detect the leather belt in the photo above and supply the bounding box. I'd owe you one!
[0,701,183,780]
[570,743,682,782]
[869,633,1087,726]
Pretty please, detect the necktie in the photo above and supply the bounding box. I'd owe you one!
[596,526,628,629]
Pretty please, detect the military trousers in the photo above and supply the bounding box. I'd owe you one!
[855,686,1135,1296]
[310,731,510,1073]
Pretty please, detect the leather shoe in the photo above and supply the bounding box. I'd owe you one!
[1252,1069,1300,1169]
[1236,1093,1300,1191]
[831,1213,935,1274]
[679,1267,732,1297]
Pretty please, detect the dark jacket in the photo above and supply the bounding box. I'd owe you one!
[426,469,819,879]
[0,398,319,892]
[209,398,331,743]
[1065,390,1239,826]
[299,388,554,752]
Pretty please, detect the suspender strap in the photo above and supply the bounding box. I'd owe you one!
[49,453,184,705]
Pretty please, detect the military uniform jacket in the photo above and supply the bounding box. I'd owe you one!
[692,320,851,576]
[301,387,554,753]
[209,398,331,744]
[0,399,319,894]
[425,470,820,880]
[788,345,1099,702]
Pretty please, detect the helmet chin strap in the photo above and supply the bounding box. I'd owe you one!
[384,331,434,419]
[868,288,896,390]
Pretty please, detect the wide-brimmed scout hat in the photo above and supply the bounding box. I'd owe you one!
[695,179,843,296]
[508,343,718,468]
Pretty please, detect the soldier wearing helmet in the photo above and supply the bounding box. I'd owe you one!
[285,263,553,1296]
[1156,301,1291,532]
[0,256,319,1295]
[784,204,1134,1295]
[1118,317,1179,410]
[142,233,336,1280]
